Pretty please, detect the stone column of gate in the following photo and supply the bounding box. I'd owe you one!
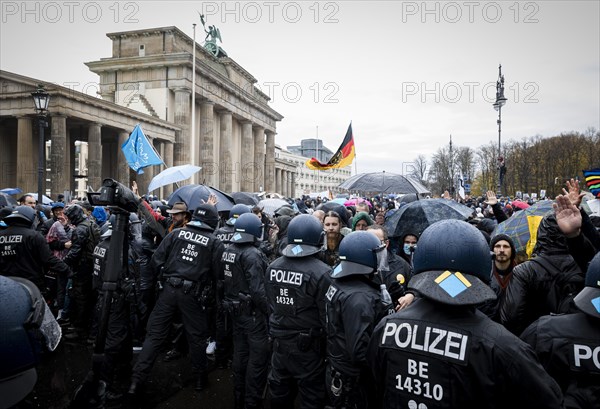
[282,171,288,197]
[199,101,215,186]
[265,130,276,192]
[49,115,67,200]
[219,110,233,192]
[240,121,254,192]
[275,168,282,195]
[291,172,296,198]
[253,126,265,192]
[163,141,174,197]
[87,123,103,192]
[286,171,292,197]
[173,88,191,170]
[16,116,35,194]
[117,130,131,187]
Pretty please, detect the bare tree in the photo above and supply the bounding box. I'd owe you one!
[411,154,428,183]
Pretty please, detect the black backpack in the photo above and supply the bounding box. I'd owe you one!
[82,220,101,259]
[530,256,584,314]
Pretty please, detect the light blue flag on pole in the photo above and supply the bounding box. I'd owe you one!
[121,124,163,174]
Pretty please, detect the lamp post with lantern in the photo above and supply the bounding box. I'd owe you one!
[31,85,50,204]
[493,65,507,196]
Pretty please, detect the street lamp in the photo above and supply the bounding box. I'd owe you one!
[31,84,50,204]
[493,65,507,196]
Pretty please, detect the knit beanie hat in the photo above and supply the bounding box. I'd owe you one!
[490,233,516,262]
[352,211,373,231]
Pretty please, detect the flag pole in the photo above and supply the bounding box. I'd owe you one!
[353,121,358,175]
[316,125,319,191]
[191,23,197,183]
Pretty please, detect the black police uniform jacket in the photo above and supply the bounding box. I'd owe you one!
[215,225,235,249]
[222,242,269,315]
[521,312,600,409]
[63,219,96,274]
[367,297,564,409]
[326,275,388,378]
[501,216,584,335]
[151,225,224,285]
[265,255,332,336]
[0,223,71,290]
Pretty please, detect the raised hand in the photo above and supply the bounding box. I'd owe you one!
[207,194,218,207]
[484,190,498,206]
[553,194,582,238]
[562,178,584,208]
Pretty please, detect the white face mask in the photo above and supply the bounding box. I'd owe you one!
[403,243,413,255]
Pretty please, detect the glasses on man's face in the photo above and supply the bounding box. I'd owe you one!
[26,201,36,205]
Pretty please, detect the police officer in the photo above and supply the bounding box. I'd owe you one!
[129,203,224,395]
[63,204,100,340]
[0,206,70,293]
[265,214,332,409]
[325,231,391,408]
[221,213,270,409]
[216,204,250,246]
[0,275,56,408]
[213,204,250,367]
[367,219,564,409]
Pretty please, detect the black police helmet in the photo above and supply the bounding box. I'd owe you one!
[282,214,325,258]
[409,219,496,306]
[0,276,45,407]
[226,204,250,226]
[64,204,84,224]
[331,231,383,278]
[190,204,219,231]
[230,213,263,244]
[4,206,36,226]
[574,252,600,318]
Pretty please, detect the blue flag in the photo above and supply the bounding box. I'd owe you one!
[121,124,163,174]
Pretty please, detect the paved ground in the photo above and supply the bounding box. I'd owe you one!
[18,339,241,409]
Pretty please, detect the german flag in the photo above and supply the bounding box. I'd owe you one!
[306,123,355,170]
[583,168,600,198]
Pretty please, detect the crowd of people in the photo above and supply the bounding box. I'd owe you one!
[0,179,599,409]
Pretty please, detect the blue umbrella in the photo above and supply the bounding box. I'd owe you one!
[0,188,22,195]
[168,184,235,213]
[147,164,202,193]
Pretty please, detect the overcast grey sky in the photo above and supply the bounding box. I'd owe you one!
[1,1,598,174]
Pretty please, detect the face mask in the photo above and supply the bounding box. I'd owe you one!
[403,243,413,255]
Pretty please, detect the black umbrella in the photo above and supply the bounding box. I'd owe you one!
[385,198,474,238]
[232,192,260,206]
[399,193,419,204]
[0,192,17,208]
[168,184,235,212]
[338,172,429,195]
